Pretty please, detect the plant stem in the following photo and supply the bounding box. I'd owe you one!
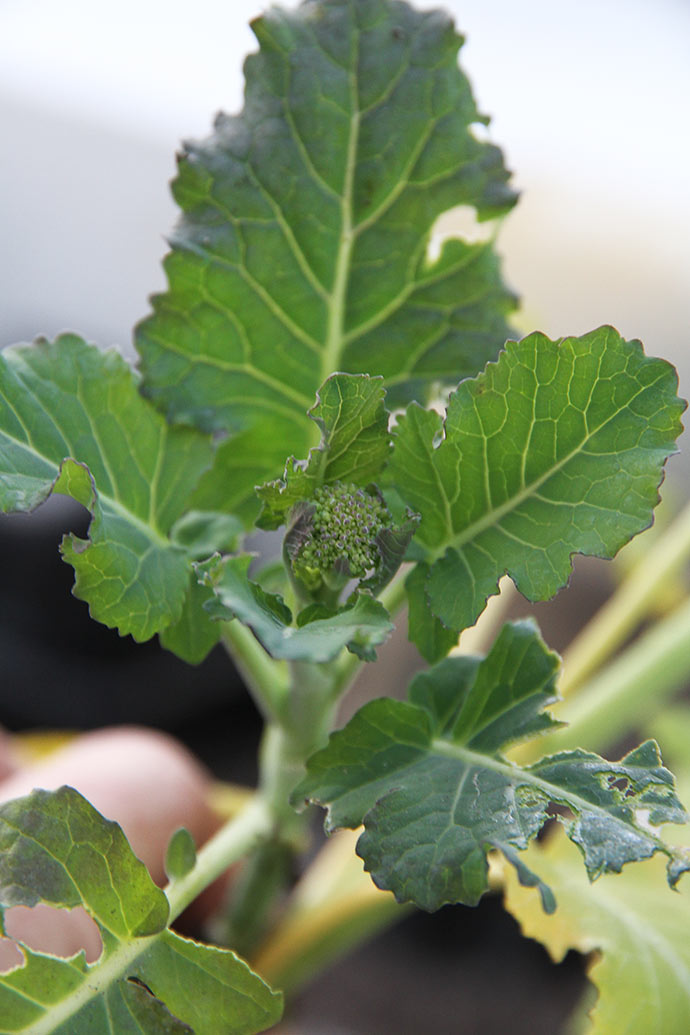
[514,594,690,761]
[253,829,407,993]
[220,621,289,723]
[166,797,272,923]
[330,566,410,700]
[559,498,690,696]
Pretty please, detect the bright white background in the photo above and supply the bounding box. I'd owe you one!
[1,0,688,419]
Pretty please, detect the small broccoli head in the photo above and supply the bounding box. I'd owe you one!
[283,481,418,603]
[289,482,390,588]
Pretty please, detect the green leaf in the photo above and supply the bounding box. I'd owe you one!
[257,373,391,529]
[0,335,216,646]
[136,0,517,524]
[197,553,393,662]
[0,787,282,1034]
[503,830,690,1035]
[165,828,197,880]
[295,620,689,912]
[389,328,686,659]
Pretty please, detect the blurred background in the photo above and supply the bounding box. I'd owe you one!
[1,1,688,1031]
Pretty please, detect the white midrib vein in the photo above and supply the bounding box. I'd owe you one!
[320,61,360,400]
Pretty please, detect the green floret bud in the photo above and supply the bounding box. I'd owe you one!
[292,483,391,587]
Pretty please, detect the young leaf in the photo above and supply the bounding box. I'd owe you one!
[136,0,517,523]
[389,328,686,659]
[257,373,391,529]
[0,335,235,656]
[295,621,689,912]
[503,831,690,1035]
[0,787,282,1034]
[165,828,197,881]
[197,554,393,662]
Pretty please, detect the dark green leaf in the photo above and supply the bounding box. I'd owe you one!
[296,621,689,912]
[197,554,393,662]
[0,788,282,1034]
[0,335,216,646]
[136,0,517,523]
[389,328,686,659]
[257,373,391,529]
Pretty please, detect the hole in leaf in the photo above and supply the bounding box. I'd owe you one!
[0,937,25,973]
[3,904,103,964]
[545,801,575,823]
[426,204,495,262]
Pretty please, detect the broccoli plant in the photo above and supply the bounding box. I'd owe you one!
[1,0,690,1031]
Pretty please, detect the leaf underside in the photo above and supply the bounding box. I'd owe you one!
[388,327,686,660]
[296,621,690,912]
[136,0,517,524]
[0,788,282,1034]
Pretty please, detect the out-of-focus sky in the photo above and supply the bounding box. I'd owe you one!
[1,0,688,413]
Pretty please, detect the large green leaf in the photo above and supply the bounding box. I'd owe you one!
[503,830,690,1035]
[256,373,391,529]
[0,787,282,1034]
[136,0,517,523]
[198,553,393,661]
[0,335,229,652]
[295,621,689,912]
[388,327,686,660]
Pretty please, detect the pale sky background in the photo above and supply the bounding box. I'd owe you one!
[1,0,688,435]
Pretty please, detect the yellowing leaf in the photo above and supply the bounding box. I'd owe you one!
[503,829,690,1035]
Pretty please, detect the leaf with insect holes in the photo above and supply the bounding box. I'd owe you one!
[0,787,282,1034]
[295,621,690,912]
[388,327,686,661]
[136,0,517,525]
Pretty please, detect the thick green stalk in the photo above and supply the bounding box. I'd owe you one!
[330,566,410,700]
[560,498,690,696]
[220,621,290,723]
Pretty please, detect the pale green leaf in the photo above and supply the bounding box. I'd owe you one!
[197,553,393,661]
[295,621,689,912]
[0,788,282,1034]
[164,828,197,881]
[0,335,218,646]
[136,0,517,523]
[503,830,690,1035]
[389,328,686,659]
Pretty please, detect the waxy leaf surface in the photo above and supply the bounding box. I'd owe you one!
[389,328,686,659]
[136,0,517,523]
[257,373,391,529]
[198,553,393,661]
[0,336,232,659]
[0,787,282,1034]
[295,621,689,912]
[504,831,690,1035]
